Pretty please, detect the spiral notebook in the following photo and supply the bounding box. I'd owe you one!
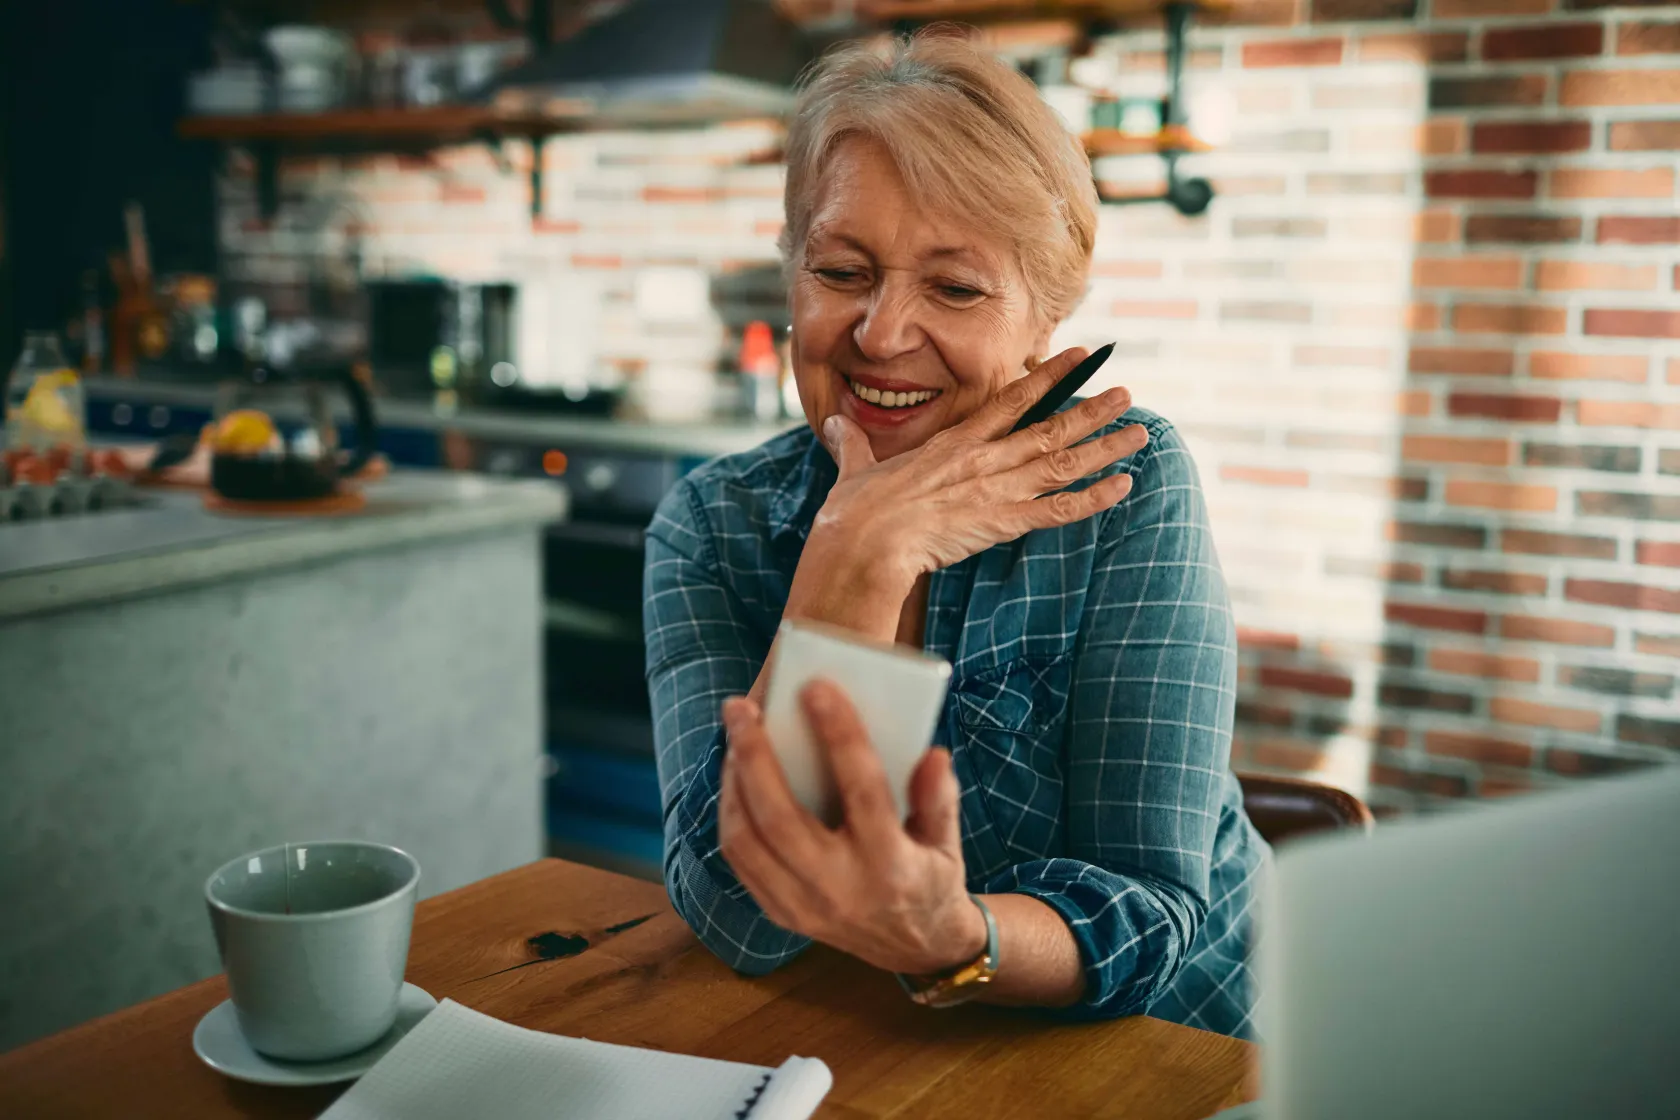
[318,1000,832,1120]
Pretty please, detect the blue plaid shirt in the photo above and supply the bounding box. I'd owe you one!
[643,408,1266,1039]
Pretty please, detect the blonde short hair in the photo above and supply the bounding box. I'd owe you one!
[779,30,1098,327]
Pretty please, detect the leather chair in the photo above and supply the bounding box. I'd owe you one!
[1237,772,1374,846]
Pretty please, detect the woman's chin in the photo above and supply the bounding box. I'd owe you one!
[837,393,947,457]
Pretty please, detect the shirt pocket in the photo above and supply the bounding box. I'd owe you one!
[949,654,1073,868]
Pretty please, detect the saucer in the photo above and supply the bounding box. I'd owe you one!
[193,982,437,1086]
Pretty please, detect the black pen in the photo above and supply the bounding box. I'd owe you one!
[1011,342,1117,433]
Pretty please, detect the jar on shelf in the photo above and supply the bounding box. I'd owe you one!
[5,332,87,455]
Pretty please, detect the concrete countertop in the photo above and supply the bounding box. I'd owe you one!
[0,471,567,622]
[82,377,798,460]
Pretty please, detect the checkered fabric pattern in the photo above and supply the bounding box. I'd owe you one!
[644,408,1267,1040]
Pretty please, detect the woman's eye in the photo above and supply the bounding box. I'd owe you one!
[816,268,866,284]
[939,284,984,301]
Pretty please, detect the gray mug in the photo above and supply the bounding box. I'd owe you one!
[205,840,420,1062]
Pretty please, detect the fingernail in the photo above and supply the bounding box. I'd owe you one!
[822,415,842,448]
[802,678,838,714]
[722,697,748,731]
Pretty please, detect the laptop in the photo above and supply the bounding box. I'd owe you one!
[1227,765,1680,1120]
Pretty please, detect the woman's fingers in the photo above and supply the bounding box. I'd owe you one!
[904,748,963,855]
[721,698,835,881]
[1010,470,1137,534]
[986,422,1149,502]
[800,679,901,846]
[956,346,1091,441]
[718,745,816,932]
[821,413,877,482]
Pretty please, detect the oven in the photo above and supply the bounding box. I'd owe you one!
[464,435,701,879]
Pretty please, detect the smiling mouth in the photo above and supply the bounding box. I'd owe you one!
[844,376,942,410]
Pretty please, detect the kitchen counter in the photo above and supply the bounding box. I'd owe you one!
[0,470,566,622]
[81,376,798,460]
[0,469,563,1050]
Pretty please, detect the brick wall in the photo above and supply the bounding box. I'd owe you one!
[218,0,1680,811]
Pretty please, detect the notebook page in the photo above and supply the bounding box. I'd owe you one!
[318,1000,815,1120]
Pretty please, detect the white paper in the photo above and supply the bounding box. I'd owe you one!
[318,999,831,1120]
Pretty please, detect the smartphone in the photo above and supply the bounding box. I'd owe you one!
[761,619,953,827]
[1011,341,1117,433]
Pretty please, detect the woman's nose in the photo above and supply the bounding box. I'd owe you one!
[852,282,923,362]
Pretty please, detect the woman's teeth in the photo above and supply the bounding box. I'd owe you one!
[846,378,939,409]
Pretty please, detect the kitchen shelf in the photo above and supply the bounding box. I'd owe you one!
[177,104,584,144]
[1083,126,1209,157]
[856,0,1230,23]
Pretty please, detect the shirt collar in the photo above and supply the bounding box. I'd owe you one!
[766,428,838,544]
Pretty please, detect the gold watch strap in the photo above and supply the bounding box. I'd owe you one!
[896,895,999,1008]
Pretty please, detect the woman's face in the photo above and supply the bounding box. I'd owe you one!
[790,136,1050,463]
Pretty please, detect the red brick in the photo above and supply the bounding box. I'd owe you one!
[1092,259,1165,279]
[1330,302,1442,330]
[1472,119,1592,154]
[1388,521,1487,549]
[1111,299,1199,319]
[1313,0,1416,19]
[1398,389,1433,417]
[1421,119,1467,155]
[1565,578,1680,613]
[1563,69,1680,106]
[1671,358,1680,385]
[1447,392,1563,422]
[1425,728,1535,767]
[1325,557,1426,582]
[1598,216,1680,244]
[1258,666,1355,699]
[1440,569,1549,596]
[1502,529,1619,560]
[1416,208,1461,243]
[1584,309,1680,339]
[1408,347,1514,377]
[1221,464,1311,487]
[1452,303,1569,335]
[1609,119,1680,151]
[1577,399,1680,428]
[570,254,623,269]
[1445,479,1558,512]
[1236,627,1300,651]
[1528,351,1649,381]
[1467,214,1583,244]
[1425,169,1538,200]
[1486,22,1605,61]
[1236,700,1297,728]
[438,183,485,204]
[1479,773,1537,798]
[1620,714,1680,750]
[1370,765,1471,800]
[1500,614,1617,647]
[1547,749,1651,777]
[1637,541,1680,568]
[1490,697,1603,734]
[1324,474,1429,501]
[1383,601,1488,634]
[1618,20,1680,56]
[1636,632,1680,656]
[531,218,581,234]
[1249,739,1330,774]
[1411,256,1524,289]
[1243,37,1344,67]
[1551,167,1676,198]
[1400,435,1511,466]
[1358,30,1469,63]
[642,186,717,203]
[1435,0,1548,14]
[1534,262,1659,292]
[1431,75,1548,109]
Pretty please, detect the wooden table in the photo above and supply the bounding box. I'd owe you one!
[0,859,1258,1119]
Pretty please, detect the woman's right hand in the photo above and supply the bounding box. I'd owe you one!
[803,346,1150,602]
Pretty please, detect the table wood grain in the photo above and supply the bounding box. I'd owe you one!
[0,859,1258,1119]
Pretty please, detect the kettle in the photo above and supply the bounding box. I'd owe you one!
[209,363,377,502]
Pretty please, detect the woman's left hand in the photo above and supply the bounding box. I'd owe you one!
[718,681,988,977]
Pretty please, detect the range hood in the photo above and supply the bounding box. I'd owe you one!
[480,0,800,126]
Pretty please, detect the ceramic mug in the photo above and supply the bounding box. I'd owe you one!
[205,840,420,1062]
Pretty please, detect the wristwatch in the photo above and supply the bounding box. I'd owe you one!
[895,895,999,1008]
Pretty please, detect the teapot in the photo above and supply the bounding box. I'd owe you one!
[209,362,377,502]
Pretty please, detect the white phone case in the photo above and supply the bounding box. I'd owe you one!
[761,619,953,827]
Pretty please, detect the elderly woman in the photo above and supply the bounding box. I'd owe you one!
[643,32,1265,1039]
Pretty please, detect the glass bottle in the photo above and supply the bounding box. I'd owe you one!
[5,332,86,454]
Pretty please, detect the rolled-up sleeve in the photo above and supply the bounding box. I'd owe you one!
[643,479,811,974]
[986,425,1238,1019]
